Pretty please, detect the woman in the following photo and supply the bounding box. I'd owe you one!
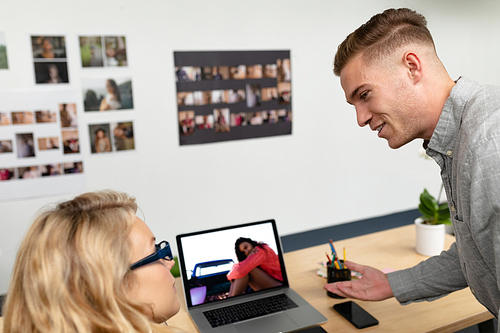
[2,190,183,333]
[95,128,112,153]
[226,237,283,297]
[100,79,122,111]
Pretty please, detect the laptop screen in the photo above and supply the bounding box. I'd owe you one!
[176,220,289,308]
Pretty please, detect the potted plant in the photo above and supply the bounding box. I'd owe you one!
[415,188,452,256]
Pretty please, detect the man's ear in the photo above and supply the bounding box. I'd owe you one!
[403,52,422,83]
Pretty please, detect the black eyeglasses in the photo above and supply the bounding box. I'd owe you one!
[130,240,173,270]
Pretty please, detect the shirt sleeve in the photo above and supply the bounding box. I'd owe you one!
[387,242,468,304]
[227,246,266,281]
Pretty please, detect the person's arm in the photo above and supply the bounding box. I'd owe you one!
[387,242,467,304]
[227,247,265,280]
[99,98,109,111]
[324,244,467,302]
[105,137,111,151]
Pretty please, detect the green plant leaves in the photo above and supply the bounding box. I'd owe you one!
[418,188,451,225]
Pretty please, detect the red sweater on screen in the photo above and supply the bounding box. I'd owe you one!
[226,244,283,282]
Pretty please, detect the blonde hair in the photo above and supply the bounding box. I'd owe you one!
[333,8,435,76]
[2,190,182,333]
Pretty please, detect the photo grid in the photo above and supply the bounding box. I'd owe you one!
[0,104,83,182]
[174,51,292,145]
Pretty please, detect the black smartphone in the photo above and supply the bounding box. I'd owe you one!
[333,301,379,329]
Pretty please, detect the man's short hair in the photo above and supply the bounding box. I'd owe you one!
[333,8,435,76]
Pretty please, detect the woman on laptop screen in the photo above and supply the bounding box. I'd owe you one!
[227,237,283,297]
[2,190,184,333]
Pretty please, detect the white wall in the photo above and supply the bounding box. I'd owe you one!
[1,0,499,293]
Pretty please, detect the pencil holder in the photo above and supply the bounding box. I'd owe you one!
[326,260,351,299]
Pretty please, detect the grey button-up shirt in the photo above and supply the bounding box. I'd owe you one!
[387,77,500,321]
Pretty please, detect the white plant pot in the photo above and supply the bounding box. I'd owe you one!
[415,218,445,256]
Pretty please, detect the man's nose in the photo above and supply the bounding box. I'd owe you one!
[355,105,371,127]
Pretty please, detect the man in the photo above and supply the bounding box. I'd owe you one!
[324,7,500,324]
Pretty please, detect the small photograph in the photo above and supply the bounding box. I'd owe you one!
[16,133,35,158]
[246,84,262,108]
[62,129,80,154]
[59,103,78,128]
[0,140,13,153]
[63,161,83,174]
[278,82,291,104]
[175,66,201,82]
[230,113,246,127]
[201,66,213,80]
[0,112,10,125]
[18,165,40,179]
[179,111,195,136]
[264,110,279,124]
[249,112,264,125]
[104,36,127,66]
[31,36,66,59]
[79,36,104,67]
[12,111,34,125]
[82,77,134,111]
[89,123,112,153]
[246,65,262,79]
[229,65,246,80]
[0,32,8,69]
[211,66,229,80]
[112,121,135,151]
[41,164,62,177]
[263,64,277,78]
[211,90,228,104]
[277,58,291,82]
[177,91,194,106]
[35,110,57,123]
[193,91,208,106]
[0,168,14,181]
[37,137,59,151]
[214,108,230,133]
[34,62,69,84]
[228,89,245,104]
[277,109,292,122]
[195,115,214,129]
[261,87,278,102]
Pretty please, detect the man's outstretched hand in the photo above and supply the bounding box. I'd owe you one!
[324,261,394,301]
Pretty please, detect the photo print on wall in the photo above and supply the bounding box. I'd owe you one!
[88,121,135,154]
[174,50,292,145]
[82,77,134,111]
[0,90,85,201]
[79,35,128,68]
[0,32,8,69]
[31,36,69,84]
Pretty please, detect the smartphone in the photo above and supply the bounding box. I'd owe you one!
[333,301,379,329]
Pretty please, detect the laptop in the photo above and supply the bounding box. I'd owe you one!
[176,219,327,333]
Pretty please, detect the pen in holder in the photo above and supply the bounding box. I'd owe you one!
[327,260,351,299]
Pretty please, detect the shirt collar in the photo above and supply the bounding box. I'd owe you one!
[425,77,474,156]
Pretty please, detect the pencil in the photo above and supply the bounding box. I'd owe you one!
[343,247,346,263]
[329,239,337,256]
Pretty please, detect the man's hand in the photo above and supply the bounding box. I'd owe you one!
[324,261,394,301]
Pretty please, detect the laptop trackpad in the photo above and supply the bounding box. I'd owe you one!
[234,313,296,333]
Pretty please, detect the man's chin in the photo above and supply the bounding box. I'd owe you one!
[386,138,409,149]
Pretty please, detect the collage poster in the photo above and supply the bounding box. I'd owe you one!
[0,90,85,201]
[174,50,292,146]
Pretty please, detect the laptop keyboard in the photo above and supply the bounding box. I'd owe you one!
[203,293,298,328]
